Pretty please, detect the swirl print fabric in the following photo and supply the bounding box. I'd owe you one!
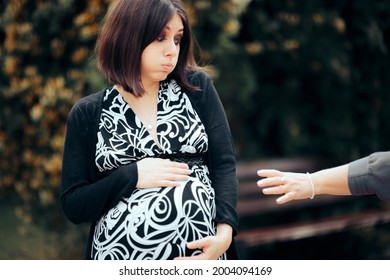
[92,80,225,260]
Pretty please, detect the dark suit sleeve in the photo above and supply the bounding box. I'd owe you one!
[348,151,390,201]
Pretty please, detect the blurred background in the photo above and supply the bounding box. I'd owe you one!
[1,0,390,259]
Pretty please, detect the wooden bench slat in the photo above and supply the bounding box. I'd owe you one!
[238,193,355,216]
[236,209,390,247]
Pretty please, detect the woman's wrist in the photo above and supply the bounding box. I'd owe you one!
[216,223,232,251]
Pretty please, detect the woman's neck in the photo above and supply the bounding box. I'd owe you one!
[115,83,161,147]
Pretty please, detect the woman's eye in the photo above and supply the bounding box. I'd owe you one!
[174,36,182,45]
[156,35,165,42]
[156,34,182,45]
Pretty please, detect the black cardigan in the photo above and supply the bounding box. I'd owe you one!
[60,70,239,259]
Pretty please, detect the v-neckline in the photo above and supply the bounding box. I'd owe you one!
[115,87,164,152]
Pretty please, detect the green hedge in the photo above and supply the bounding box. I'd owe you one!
[0,0,107,228]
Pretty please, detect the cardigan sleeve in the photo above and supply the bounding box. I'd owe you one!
[348,151,390,201]
[188,71,239,235]
[60,96,138,224]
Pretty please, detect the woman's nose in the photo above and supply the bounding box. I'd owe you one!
[165,40,178,57]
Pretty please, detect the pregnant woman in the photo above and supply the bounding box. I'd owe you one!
[60,0,238,260]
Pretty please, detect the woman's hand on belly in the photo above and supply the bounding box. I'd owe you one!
[136,158,192,189]
[174,223,233,260]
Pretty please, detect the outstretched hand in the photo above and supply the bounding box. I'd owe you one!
[257,169,314,204]
[136,157,192,189]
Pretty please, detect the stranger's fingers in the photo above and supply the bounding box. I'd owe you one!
[275,192,294,204]
[257,169,284,178]
[256,169,291,198]
[259,183,295,204]
[260,183,295,204]
[257,170,287,188]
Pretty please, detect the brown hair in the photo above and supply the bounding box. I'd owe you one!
[95,0,200,96]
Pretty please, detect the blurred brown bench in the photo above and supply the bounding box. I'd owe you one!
[235,157,390,258]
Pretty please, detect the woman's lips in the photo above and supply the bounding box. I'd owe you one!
[162,63,174,72]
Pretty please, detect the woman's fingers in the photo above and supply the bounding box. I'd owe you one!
[136,158,193,188]
[164,160,190,169]
[167,166,192,175]
[158,173,191,186]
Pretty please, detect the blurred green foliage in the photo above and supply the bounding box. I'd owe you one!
[223,0,390,162]
[0,0,108,229]
[0,0,390,257]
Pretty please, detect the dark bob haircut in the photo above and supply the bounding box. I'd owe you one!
[95,0,200,96]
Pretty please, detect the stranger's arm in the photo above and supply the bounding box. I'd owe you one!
[257,151,390,203]
[257,165,350,204]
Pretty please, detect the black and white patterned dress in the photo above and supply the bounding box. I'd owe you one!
[91,80,224,260]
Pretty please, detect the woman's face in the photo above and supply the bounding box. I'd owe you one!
[140,13,184,88]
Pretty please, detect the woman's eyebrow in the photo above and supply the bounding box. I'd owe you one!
[165,26,184,33]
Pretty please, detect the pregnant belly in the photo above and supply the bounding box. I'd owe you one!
[91,179,216,260]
